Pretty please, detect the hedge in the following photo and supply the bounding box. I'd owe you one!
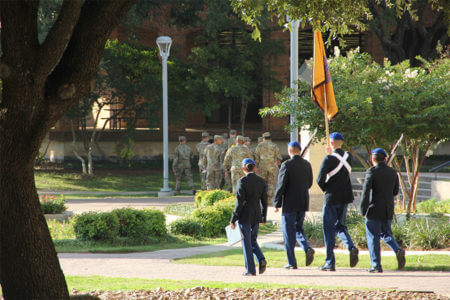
[74,208,166,241]
[195,190,233,207]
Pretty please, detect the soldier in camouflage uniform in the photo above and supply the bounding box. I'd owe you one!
[244,137,255,154]
[202,135,224,190]
[257,136,263,145]
[227,129,237,149]
[196,132,210,190]
[254,132,282,203]
[173,136,195,194]
[223,135,254,194]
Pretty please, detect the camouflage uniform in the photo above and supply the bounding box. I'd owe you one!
[244,137,255,154]
[223,136,254,194]
[196,132,210,190]
[173,137,194,192]
[254,133,282,203]
[223,130,237,191]
[202,136,223,190]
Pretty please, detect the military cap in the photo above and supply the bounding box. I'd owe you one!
[288,141,301,150]
[262,132,271,138]
[229,129,237,135]
[178,136,186,142]
[236,135,245,142]
[244,137,251,142]
[371,148,387,156]
[214,135,223,140]
[242,158,256,166]
[329,132,344,141]
[201,132,209,137]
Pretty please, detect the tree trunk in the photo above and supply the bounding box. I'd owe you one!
[240,99,248,135]
[0,105,69,299]
[227,101,232,130]
[0,1,136,298]
[70,120,87,174]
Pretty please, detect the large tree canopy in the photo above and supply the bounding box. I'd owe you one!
[0,1,136,299]
[230,0,448,56]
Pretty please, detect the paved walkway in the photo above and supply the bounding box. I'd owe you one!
[54,194,450,296]
[59,229,450,296]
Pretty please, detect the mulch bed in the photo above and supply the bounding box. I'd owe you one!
[71,287,449,299]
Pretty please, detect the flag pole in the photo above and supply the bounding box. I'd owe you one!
[324,89,330,148]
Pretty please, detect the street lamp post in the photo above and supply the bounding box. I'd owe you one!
[156,36,173,196]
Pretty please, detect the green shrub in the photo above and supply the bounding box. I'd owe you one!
[348,221,367,248]
[416,199,450,214]
[192,205,231,237]
[194,190,209,207]
[47,218,75,240]
[169,218,203,237]
[302,218,323,244]
[195,190,233,207]
[406,218,450,250]
[74,212,119,241]
[40,194,67,214]
[391,222,408,249]
[112,208,167,239]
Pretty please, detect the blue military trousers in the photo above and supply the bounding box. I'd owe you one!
[239,223,265,274]
[282,211,311,267]
[322,204,355,266]
[365,218,401,268]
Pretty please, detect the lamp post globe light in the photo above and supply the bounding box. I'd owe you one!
[156,36,173,196]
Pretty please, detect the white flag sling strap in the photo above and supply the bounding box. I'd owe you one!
[325,152,351,183]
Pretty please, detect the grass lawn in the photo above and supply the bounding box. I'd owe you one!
[174,248,450,272]
[66,275,367,292]
[35,171,202,192]
[54,235,227,253]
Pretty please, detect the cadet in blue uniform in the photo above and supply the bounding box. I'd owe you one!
[274,141,315,269]
[316,132,359,271]
[360,148,406,273]
[230,158,268,276]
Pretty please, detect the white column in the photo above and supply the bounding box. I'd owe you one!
[289,19,300,142]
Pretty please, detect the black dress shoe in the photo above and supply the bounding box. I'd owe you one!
[242,272,256,276]
[396,249,406,270]
[350,247,359,268]
[283,264,297,270]
[368,266,383,273]
[259,259,267,274]
[319,264,336,271]
[305,247,315,266]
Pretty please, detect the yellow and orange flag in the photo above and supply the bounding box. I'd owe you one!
[311,30,338,120]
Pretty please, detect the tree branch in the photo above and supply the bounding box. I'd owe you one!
[45,0,137,122]
[0,1,39,64]
[38,0,84,77]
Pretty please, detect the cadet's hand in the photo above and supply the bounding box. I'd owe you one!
[230,222,235,230]
[274,208,279,213]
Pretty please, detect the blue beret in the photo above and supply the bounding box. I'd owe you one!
[288,141,301,150]
[242,158,256,166]
[371,148,387,156]
[330,132,344,141]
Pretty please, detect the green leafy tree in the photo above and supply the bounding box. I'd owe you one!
[262,49,450,216]
[230,0,447,50]
[186,0,283,133]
